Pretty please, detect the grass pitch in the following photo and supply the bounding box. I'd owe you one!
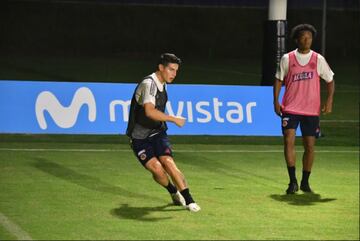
[0,136,358,240]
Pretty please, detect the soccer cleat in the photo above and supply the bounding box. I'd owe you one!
[187,203,201,212]
[171,191,186,206]
[300,182,313,193]
[286,182,299,194]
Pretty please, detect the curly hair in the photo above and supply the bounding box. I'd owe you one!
[290,24,317,40]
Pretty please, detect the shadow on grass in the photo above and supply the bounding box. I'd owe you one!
[270,193,337,206]
[111,203,184,221]
[174,152,282,188]
[33,157,164,202]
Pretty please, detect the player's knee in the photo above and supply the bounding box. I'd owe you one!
[163,159,183,177]
[303,138,315,153]
[304,144,314,153]
[284,134,295,145]
[148,163,168,183]
[146,159,164,174]
[159,156,174,165]
[162,157,178,170]
[153,165,165,176]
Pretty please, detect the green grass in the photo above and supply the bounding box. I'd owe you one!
[0,140,358,240]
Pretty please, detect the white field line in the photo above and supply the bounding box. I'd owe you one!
[321,90,359,93]
[0,212,32,240]
[0,148,358,153]
[321,120,359,123]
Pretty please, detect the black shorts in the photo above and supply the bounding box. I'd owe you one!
[129,131,173,166]
[281,113,320,137]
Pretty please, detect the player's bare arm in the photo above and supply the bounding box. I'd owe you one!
[322,80,335,115]
[273,79,283,116]
[144,102,186,127]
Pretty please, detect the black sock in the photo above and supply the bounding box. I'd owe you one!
[287,166,297,183]
[301,170,311,184]
[180,188,195,205]
[165,182,177,194]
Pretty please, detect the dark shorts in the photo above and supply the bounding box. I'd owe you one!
[129,131,173,166]
[281,113,320,137]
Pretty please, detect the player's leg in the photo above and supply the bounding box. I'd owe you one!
[158,155,200,212]
[130,137,179,202]
[300,136,315,192]
[145,157,171,186]
[158,156,187,192]
[299,116,319,192]
[283,129,299,194]
[284,129,296,167]
[154,132,200,212]
[282,114,300,194]
[302,136,315,171]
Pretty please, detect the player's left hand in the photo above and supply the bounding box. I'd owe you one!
[321,103,333,115]
[173,116,186,127]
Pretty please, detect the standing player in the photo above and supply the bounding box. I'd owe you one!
[126,53,201,212]
[273,24,335,194]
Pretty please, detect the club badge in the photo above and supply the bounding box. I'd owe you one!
[282,117,290,127]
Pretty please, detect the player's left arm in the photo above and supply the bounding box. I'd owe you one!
[318,55,335,115]
[322,80,335,115]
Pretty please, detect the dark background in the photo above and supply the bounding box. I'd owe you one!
[1,0,359,62]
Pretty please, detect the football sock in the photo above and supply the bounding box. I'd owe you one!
[287,166,297,183]
[180,188,195,205]
[165,182,177,194]
[301,170,311,184]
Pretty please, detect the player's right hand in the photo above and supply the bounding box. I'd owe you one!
[174,116,186,127]
[274,102,282,117]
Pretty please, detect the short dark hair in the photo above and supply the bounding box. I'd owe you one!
[157,53,182,69]
[290,24,317,40]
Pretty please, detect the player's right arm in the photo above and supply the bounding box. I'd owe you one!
[273,79,282,116]
[140,80,185,127]
[273,54,288,117]
[144,103,185,127]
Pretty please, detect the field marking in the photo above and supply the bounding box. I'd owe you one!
[0,148,358,153]
[0,212,32,240]
[321,90,359,93]
[321,120,359,123]
[175,149,359,153]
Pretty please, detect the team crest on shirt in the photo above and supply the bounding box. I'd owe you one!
[292,71,314,82]
[282,117,289,127]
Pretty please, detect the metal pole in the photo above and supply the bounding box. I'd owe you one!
[268,0,287,21]
[261,0,287,86]
[321,0,327,56]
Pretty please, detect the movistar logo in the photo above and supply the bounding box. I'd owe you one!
[35,87,96,129]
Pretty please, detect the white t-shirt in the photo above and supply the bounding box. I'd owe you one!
[135,72,165,106]
[275,49,334,83]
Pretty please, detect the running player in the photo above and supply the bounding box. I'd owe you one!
[126,53,201,212]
